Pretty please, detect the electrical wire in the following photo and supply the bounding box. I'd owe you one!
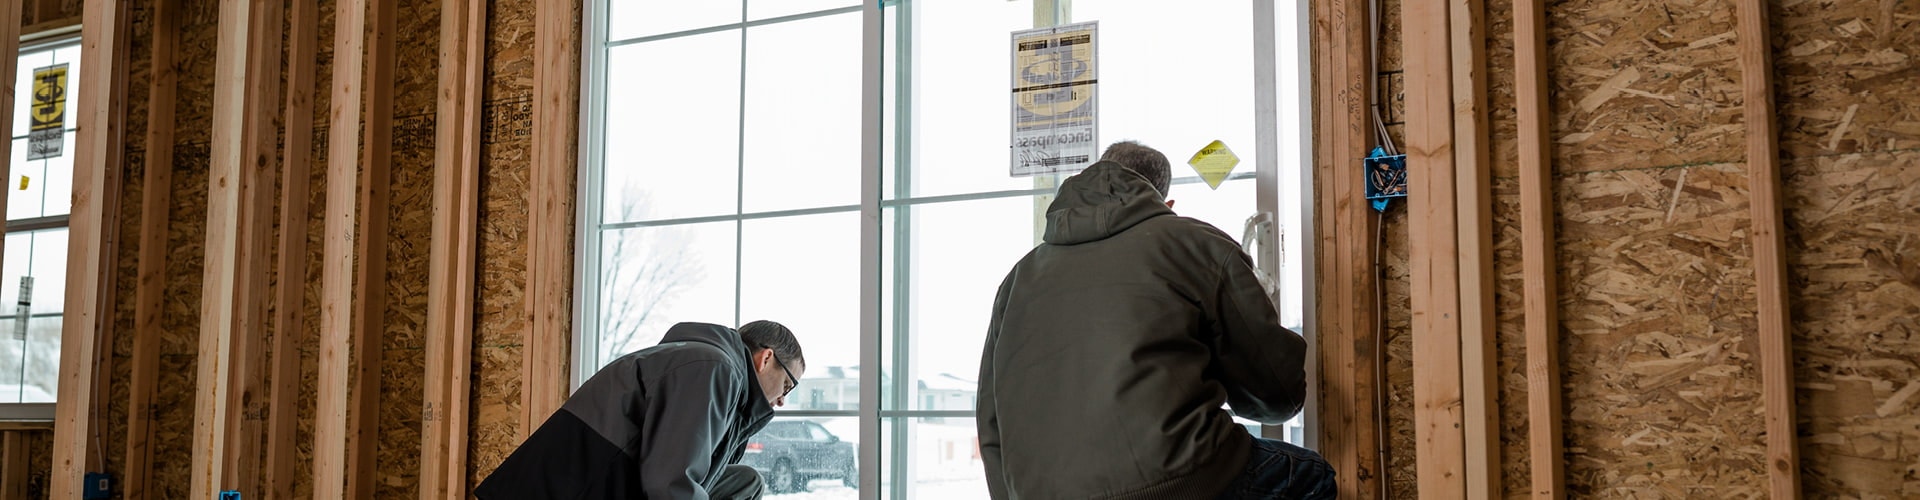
[1368,0,1400,156]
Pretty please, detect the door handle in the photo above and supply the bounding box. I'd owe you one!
[1241,212,1281,307]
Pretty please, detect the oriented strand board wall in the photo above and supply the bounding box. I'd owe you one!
[373,0,441,496]
[17,430,53,497]
[470,0,537,491]
[142,0,220,496]
[1481,0,1537,496]
[1774,0,1920,496]
[1548,0,1765,496]
[1375,0,1917,496]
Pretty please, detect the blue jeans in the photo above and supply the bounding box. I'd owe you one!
[1214,437,1337,499]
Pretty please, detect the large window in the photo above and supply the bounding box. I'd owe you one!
[580,2,1310,498]
[0,36,81,421]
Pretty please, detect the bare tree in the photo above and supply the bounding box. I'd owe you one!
[596,188,705,363]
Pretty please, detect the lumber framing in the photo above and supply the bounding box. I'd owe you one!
[124,0,179,497]
[422,0,487,497]
[524,0,578,433]
[265,0,321,497]
[1405,0,1467,496]
[1,432,25,499]
[1513,0,1566,496]
[1734,0,1802,496]
[1310,0,1385,497]
[191,0,283,496]
[1448,0,1499,496]
[316,0,395,496]
[50,0,128,496]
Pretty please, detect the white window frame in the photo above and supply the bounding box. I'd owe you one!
[574,2,1316,497]
[0,29,84,424]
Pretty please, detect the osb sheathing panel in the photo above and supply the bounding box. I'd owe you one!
[1773,0,1920,496]
[1773,0,1919,160]
[154,142,211,499]
[1378,0,1406,151]
[373,0,441,495]
[103,0,157,488]
[1483,0,1534,497]
[1381,206,1414,498]
[19,430,53,498]
[1556,163,1767,496]
[1783,151,1920,498]
[469,0,536,489]
[1547,0,1745,174]
[1486,0,1520,181]
[1490,177,1532,499]
[143,0,220,493]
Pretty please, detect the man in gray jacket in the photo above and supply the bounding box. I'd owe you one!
[477,321,804,499]
[978,141,1334,499]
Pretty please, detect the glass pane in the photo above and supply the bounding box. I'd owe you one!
[593,222,738,368]
[7,138,43,219]
[887,197,1038,411]
[10,55,32,139]
[748,0,858,23]
[744,416,859,498]
[740,13,861,213]
[892,417,987,499]
[890,0,1043,200]
[608,1,742,43]
[0,229,65,405]
[1,230,68,315]
[602,31,743,224]
[38,132,76,217]
[1070,0,1257,176]
[738,211,860,411]
[1164,176,1256,246]
[0,314,62,404]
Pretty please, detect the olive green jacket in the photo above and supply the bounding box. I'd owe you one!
[978,161,1308,499]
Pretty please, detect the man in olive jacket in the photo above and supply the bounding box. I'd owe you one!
[978,141,1334,499]
[477,321,805,499]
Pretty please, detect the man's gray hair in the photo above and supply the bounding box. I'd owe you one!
[739,320,804,369]
[1099,140,1171,197]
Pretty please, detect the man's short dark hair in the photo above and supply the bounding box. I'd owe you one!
[739,320,804,369]
[1099,140,1172,197]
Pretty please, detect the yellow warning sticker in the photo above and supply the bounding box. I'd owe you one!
[1186,140,1240,190]
[17,176,27,191]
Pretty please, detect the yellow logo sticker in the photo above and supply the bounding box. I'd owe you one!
[28,64,69,161]
[1186,140,1240,190]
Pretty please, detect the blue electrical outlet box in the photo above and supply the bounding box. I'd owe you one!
[82,472,111,499]
[1363,146,1408,212]
[220,490,242,500]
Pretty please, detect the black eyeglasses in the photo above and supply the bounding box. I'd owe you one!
[770,352,798,398]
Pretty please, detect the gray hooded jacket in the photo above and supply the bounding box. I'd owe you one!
[477,322,777,499]
[978,161,1308,499]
